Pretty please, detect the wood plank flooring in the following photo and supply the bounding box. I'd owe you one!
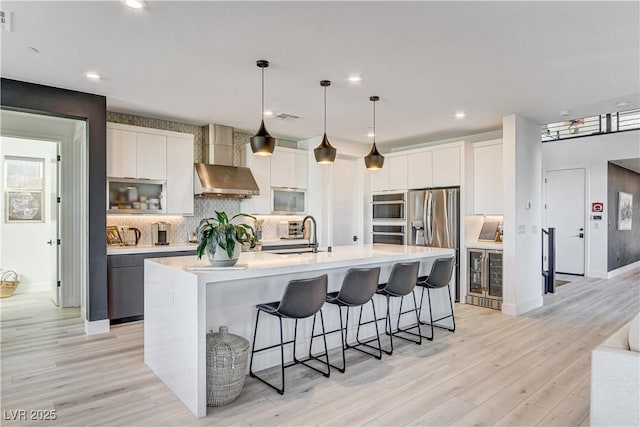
[1,270,638,426]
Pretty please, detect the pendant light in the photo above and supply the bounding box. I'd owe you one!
[314,80,337,164]
[250,60,276,156]
[364,96,385,170]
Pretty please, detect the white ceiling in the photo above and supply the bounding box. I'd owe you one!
[611,158,640,175]
[2,1,639,149]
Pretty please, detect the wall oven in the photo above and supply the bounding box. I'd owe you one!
[372,223,406,245]
[372,192,405,221]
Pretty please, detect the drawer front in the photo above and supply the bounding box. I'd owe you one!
[108,250,196,268]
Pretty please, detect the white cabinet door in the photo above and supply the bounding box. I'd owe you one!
[433,146,460,187]
[474,143,503,215]
[136,133,167,180]
[270,150,295,188]
[240,144,271,214]
[407,151,433,190]
[369,163,390,192]
[107,128,137,178]
[388,155,408,191]
[293,151,308,189]
[166,136,194,215]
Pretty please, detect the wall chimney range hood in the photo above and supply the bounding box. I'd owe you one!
[194,124,260,198]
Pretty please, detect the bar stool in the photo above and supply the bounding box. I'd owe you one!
[324,267,382,373]
[249,274,330,395]
[416,257,456,340]
[374,261,422,355]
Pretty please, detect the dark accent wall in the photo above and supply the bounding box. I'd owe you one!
[607,162,640,271]
[1,78,108,321]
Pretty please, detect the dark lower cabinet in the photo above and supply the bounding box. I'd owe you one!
[107,250,195,324]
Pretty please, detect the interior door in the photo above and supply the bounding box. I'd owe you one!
[332,157,359,245]
[545,168,586,275]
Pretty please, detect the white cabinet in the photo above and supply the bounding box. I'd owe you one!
[473,140,503,215]
[433,146,460,187]
[166,136,194,215]
[107,123,194,215]
[270,148,307,189]
[407,151,433,189]
[240,144,272,214]
[388,156,408,191]
[369,154,408,192]
[136,133,167,180]
[106,128,137,178]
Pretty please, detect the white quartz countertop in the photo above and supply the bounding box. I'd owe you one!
[260,238,311,247]
[107,243,198,255]
[465,241,503,250]
[146,244,454,282]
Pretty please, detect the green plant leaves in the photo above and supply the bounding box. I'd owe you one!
[196,211,258,259]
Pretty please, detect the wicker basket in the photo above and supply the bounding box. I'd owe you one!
[1,270,20,298]
[206,326,249,406]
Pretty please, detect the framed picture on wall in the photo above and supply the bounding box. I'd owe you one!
[617,191,633,230]
[5,190,44,222]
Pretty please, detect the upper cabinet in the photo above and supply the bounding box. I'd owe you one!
[369,163,390,192]
[407,151,433,189]
[473,140,503,215]
[432,146,460,187]
[107,123,194,215]
[370,154,407,192]
[270,148,307,189]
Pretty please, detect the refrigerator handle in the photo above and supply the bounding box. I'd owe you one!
[425,191,433,245]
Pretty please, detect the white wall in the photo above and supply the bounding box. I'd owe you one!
[0,137,58,295]
[541,130,640,278]
[502,115,543,316]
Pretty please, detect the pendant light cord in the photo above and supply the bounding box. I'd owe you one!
[373,100,376,145]
[261,67,265,115]
[324,86,327,133]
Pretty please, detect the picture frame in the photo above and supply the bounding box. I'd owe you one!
[5,189,44,222]
[106,225,124,246]
[617,191,633,231]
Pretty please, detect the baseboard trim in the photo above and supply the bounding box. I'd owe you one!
[502,296,543,316]
[84,319,110,335]
[607,261,640,278]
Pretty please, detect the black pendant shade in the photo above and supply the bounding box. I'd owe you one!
[314,80,337,164]
[364,95,385,170]
[250,60,276,156]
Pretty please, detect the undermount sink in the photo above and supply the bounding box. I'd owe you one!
[270,249,325,255]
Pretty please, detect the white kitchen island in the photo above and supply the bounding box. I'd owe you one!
[144,244,455,418]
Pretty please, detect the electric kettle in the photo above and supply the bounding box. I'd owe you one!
[124,227,141,246]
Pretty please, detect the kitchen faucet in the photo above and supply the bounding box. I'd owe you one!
[302,215,318,253]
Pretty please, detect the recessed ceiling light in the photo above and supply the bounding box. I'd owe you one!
[124,0,145,9]
[367,130,375,138]
[559,110,571,117]
[454,111,466,120]
[263,110,274,117]
[85,71,102,81]
[616,101,630,108]
[348,74,363,83]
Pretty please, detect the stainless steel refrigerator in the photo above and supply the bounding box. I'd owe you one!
[407,187,460,301]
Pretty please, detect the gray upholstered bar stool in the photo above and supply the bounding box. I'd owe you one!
[249,274,330,395]
[372,261,422,355]
[323,267,382,373]
[416,257,456,340]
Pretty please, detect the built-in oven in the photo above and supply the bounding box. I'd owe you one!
[372,223,406,245]
[372,192,405,221]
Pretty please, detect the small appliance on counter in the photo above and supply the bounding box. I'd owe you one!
[152,222,170,245]
[124,227,142,246]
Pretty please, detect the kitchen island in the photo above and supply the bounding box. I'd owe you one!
[144,244,455,418]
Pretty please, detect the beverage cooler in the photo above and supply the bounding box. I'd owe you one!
[467,249,503,310]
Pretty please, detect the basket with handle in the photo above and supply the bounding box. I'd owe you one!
[206,326,250,406]
[1,270,20,298]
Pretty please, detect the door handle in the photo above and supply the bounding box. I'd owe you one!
[353,235,358,242]
[570,233,585,238]
[46,240,54,246]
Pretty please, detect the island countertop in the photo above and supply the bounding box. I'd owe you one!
[147,244,455,282]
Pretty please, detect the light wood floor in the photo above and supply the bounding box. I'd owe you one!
[1,270,639,426]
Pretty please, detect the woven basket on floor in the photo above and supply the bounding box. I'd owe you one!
[206,326,250,406]
[0,270,20,298]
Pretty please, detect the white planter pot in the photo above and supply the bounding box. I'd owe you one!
[207,242,241,267]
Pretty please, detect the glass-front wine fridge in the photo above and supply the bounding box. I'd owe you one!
[467,249,503,310]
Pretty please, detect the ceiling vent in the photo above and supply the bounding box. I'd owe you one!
[274,113,301,121]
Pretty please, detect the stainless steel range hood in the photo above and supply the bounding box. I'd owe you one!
[194,124,260,198]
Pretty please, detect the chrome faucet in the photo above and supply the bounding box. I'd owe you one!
[302,215,318,253]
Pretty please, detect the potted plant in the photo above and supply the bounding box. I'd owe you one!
[196,211,258,267]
